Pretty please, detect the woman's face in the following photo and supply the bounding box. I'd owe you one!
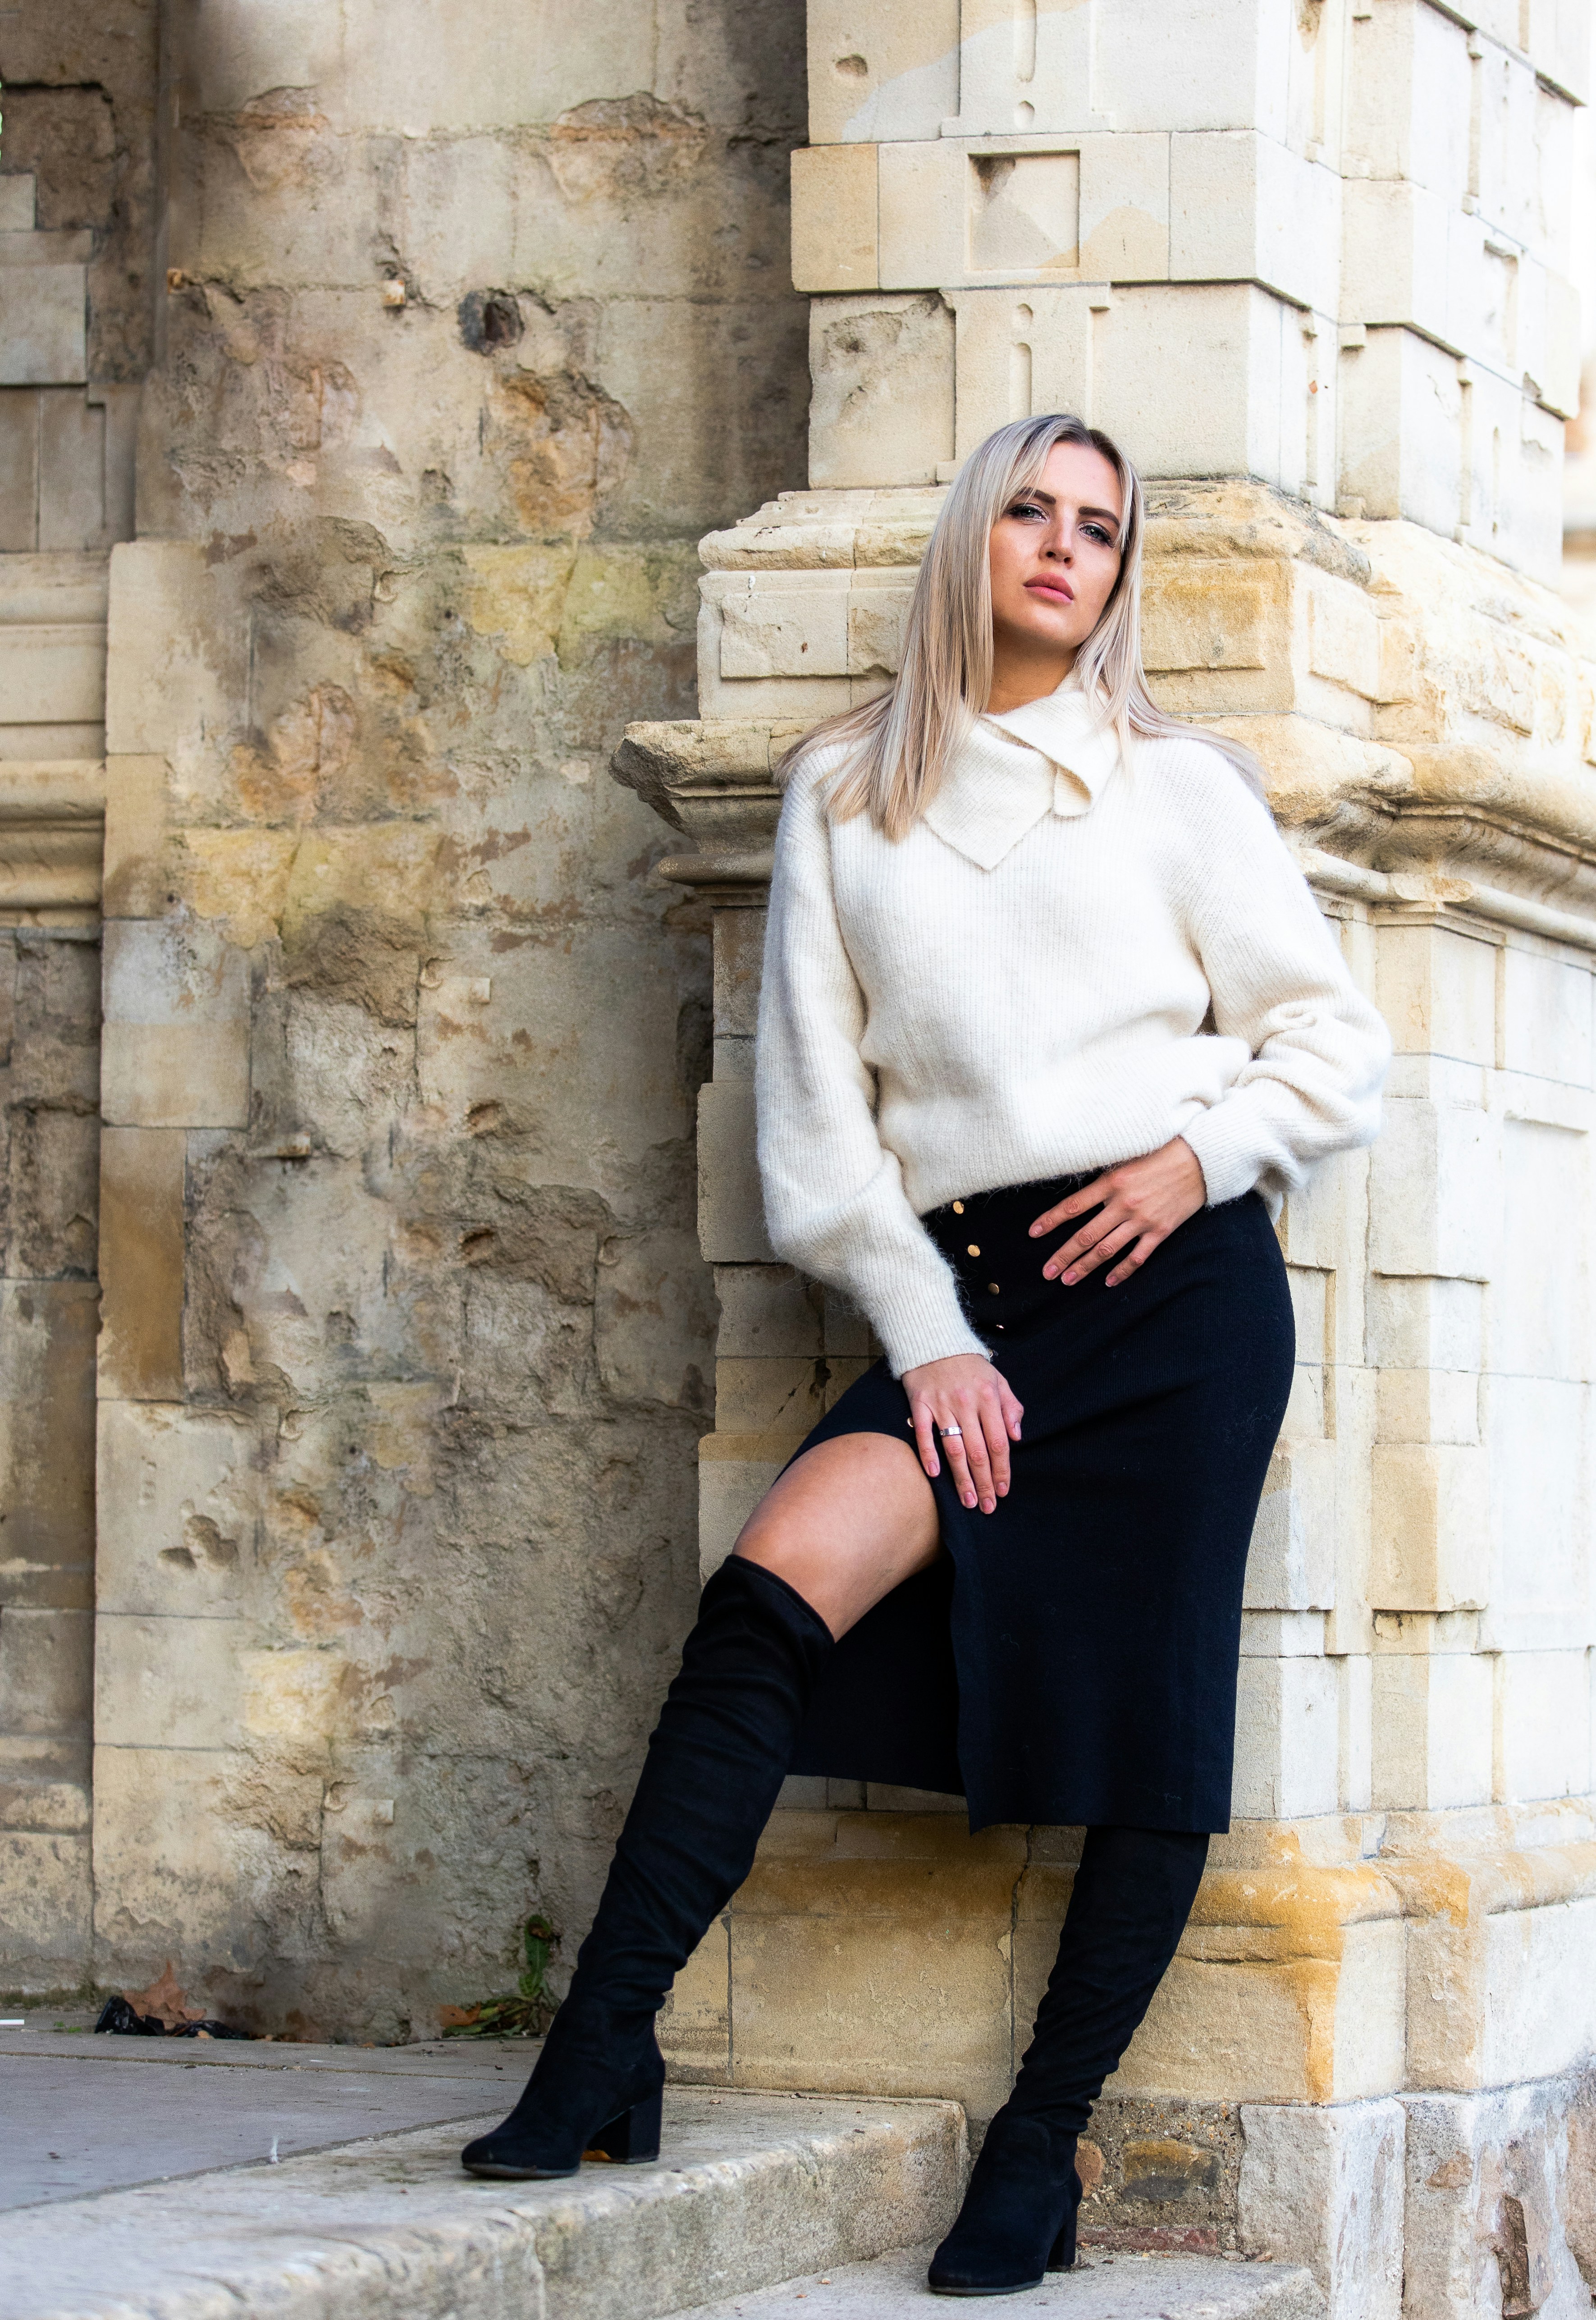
[987,440,1125,670]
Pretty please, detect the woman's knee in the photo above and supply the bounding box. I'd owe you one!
[731,1432,939,1637]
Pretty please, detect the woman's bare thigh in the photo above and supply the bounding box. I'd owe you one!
[733,1431,940,1640]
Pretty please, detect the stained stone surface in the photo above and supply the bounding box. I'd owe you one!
[0,2036,514,2211]
[0,2068,965,2320]
[665,2242,1325,2320]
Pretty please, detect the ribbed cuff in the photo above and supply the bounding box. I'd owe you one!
[1178,1100,1268,1208]
[872,1279,992,1380]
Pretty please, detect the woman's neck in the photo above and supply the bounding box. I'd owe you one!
[985,641,1075,717]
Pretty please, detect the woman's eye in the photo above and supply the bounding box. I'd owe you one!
[1081,524,1114,546]
[1008,501,1046,521]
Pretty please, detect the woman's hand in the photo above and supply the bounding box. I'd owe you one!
[1031,1137,1207,1289]
[901,1354,1024,1515]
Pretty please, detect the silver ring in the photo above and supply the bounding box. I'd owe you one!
[939,1422,963,1439]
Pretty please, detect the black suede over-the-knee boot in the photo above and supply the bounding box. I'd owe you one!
[929,1825,1209,2295]
[462,1556,833,2179]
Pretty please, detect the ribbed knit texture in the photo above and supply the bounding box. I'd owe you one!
[755,690,1391,1378]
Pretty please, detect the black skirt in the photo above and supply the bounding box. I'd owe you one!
[787,1176,1296,1833]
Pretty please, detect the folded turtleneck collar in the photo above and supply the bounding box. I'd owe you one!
[921,679,1122,873]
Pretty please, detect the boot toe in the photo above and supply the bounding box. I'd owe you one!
[460,2125,578,2180]
[927,2240,1044,2296]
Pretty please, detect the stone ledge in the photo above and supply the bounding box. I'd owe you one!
[0,2081,965,2320]
[617,485,1596,926]
[666,2240,1326,2319]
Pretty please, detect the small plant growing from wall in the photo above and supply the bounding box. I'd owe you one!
[439,1916,559,2039]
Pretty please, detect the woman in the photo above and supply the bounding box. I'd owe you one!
[462,414,1390,2295]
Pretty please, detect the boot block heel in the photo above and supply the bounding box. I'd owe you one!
[1045,2168,1082,2270]
[584,2083,663,2165]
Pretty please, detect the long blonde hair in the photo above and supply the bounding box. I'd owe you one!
[789,413,1265,838]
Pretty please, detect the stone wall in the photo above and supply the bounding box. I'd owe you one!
[71,0,810,2034]
[0,0,150,1987]
[0,929,100,1986]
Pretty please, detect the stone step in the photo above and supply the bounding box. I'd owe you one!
[668,2241,1327,2319]
[0,2053,964,2320]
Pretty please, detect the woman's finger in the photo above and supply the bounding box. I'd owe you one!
[1028,1174,1110,1239]
[1061,1218,1137,1283]
[960,1419,997,1512]
[997,1380,1024,1439]
[1105,1230,1163,1288]
[955,1406,998,1511]
[939,1425,978,1510]
[910,1395,940,1479]
[976,1392,1012,1497]
[1043,1200,1124,1279]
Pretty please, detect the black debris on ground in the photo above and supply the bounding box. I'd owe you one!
[93,1997,254,2040]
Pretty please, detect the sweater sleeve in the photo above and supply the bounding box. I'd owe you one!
[755,769,991,1378]
[1172,752,1392,1207]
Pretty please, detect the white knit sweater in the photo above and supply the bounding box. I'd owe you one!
[754,684,1390,1378]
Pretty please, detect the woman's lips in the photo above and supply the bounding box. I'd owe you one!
[1025,579,1073,604]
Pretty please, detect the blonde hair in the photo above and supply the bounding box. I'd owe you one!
[789,413,1266,838]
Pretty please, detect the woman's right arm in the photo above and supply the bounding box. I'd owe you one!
[755,773,1023,1510]
[755,770,988,1381]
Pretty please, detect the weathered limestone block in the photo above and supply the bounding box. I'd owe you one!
[95,1612,248,1755]
[0,552,108,762]
[1369,1621,1495,1811]
[0,2089,969,2320]
[726,1811,1029,2121]
[0,1831,91,1983]
[1238,2097,1404,2320]
[1402,2072,1596,2320]
[809,298,956,488]
[1232,1653,1340,1824]
[1377,1812,1596,2093]
[100,921,250,1130]
[0,239,90,387]
[95,1401,254,1617]
[0,1282,98,1602]
[96,1127,183,1400]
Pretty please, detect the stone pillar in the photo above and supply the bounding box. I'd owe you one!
[614,3,1596,2304]
[0,162,123,1991]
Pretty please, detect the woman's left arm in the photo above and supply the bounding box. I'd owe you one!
[1174,764,1392,1206]
[1030,759,1390,1288]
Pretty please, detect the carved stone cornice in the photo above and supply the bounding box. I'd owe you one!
[612,711,1596,956]
[613,484,1596,949]
[0,760,105,927]
[612,721,786,906]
